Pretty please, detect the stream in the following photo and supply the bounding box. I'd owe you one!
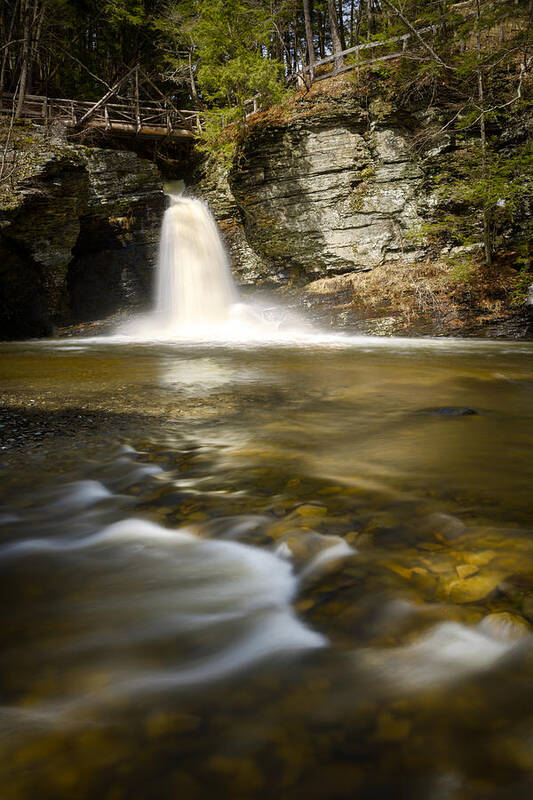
[1,336,533,799]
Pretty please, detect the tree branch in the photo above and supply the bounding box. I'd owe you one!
[380,0,451,68]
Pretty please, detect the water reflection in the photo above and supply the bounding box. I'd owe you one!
[160,356,263,395]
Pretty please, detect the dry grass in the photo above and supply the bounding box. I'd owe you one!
[304,258,527,332]
[245,74,362,132]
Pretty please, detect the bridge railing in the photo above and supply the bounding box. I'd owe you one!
[298,24,438,83]
[0,92,203,137]
[243,22,442,116]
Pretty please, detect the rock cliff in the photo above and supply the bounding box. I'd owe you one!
[194,88,427,289]
[194,79,530,336]
[1,79,529,340]
[231,118,424,284]
[68,148,164,323]
[0,127,164,338]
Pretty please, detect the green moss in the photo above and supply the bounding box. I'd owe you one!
[368,97,394,121]
[509,267,533,307]
[447,256,478,284]
[360,166,375,181]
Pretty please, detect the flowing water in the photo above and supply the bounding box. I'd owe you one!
[1,198,533,799]
[154,197,237,333]
[120,196,311,342]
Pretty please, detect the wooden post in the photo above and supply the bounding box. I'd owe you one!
[42,96,48,134]
[135,65,141,133]
[71,99,75,124]
[104,104,110,129]
[77,67,136,129]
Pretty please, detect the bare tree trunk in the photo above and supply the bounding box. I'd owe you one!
[283,29,292,74]
[188,48,199,105]
[303,0,315,80]
[327,0,344,69]
[0,0,19,102]
[317,10,326,58]
[354,0,364,46]
[475,0,492,268]
[349,0,355,45]
[337,0,346,51]
[366,0,373,41]
[31,2,45,94]
[291,22,298,74]
[16,0,33,117]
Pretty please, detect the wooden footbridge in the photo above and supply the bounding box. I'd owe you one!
[1,92,202,140]
[1,66,202,141]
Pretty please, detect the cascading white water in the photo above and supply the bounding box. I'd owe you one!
[117,191,315,342]
[154,196,238,332]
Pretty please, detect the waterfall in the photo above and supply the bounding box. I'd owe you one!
[117,192,313,342]
[154,196,238,332]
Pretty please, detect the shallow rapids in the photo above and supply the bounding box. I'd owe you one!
[1,502,324,721]
[1,337,533,799]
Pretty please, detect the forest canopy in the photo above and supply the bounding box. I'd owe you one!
[2,2,530,112]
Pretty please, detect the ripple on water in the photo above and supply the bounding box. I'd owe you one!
[0,514,326,730]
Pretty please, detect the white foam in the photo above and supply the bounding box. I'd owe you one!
[360,621,521,691]
[122,608,324,694]
[0,517,195,558]
[0,513,20,524]
[0,517,326,717]
[43,480,111,513]
[300,538,355,579]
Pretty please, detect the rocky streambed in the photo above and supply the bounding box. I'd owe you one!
[1,335,532,799]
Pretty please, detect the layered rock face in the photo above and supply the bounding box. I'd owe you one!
[230,118,424,284]
[193,91,530,336]
[68,149,164,323]
[0,130,164,338]
[0,148,88,338]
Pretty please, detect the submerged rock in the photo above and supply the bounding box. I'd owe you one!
[480,612,531,642]
[421,512,467,540]
[275,530,354,578]
[418,407,479,417]
[437,571,507,603]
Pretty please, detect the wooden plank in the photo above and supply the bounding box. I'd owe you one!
[87,119,195,139]
[76,67,137,127]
